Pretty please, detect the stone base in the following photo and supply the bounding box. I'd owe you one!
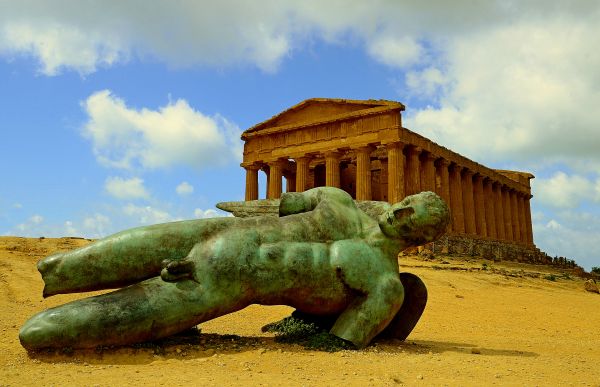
[418,234,552,265]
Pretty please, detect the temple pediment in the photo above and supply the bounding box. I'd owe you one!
[243,98,404,138]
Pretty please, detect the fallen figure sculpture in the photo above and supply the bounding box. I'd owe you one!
[20,187,449,350]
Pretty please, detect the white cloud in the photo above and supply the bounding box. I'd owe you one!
[30,214,43,224]
[6,1,596,77]
[82,213,111,238]
[367,36,423,68]
[105,176,150,200]
[406,18,600,170]
[534,211,600,270]
[0,22,124,75]
[13,203,22,209]
[534,171,600,208]
[123,203,172,225]
[534,172,598,209]
[194,208,219,219]
[82,90,242,170]
[405,66,447,100]
[64,220,79,236]
[176,181,194,196]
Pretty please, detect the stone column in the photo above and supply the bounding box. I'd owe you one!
[295,156,311,193]
[461,168,476,235]
[473,174,487,237]
[244,164,260,201]
[510,190,521,243]
[405,146,421,196]
[324,151,341,188]
[386,142,405,203]
[493,182,505,240]
[262,165,270,199]
[518,193,527,244]
[436,159,451,231]
[267,160,283,199]
[502,187,514,241]
[285,174,296,193]
[484,179,497,239]
[356,146,374,200]
[436,159,451,203]
[449,164,465,233]
[421,152,436,192]
[524,195,534,245]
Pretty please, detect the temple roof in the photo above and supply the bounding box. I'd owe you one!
[242,98,405,139]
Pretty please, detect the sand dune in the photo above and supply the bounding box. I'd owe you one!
[1,236,599,386]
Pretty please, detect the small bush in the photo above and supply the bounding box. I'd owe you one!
[263,316,353,352]
[591,267,600,275]
[544,274,557,282]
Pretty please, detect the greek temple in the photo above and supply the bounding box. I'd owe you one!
[239,98,544,260]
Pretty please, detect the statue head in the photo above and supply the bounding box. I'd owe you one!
[378,191,450,245]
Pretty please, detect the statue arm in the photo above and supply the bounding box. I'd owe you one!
[279,187,355,216]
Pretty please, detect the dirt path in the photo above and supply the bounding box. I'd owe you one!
[1,237,599,386]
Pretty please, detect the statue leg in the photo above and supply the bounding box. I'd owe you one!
[38,217,236,297]
[19,276,249,350]
[377,272,428,341]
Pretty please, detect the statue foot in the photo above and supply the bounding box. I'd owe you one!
[160,259,195,282]
[377,272,428,341]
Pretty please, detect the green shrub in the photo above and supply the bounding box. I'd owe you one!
[263,316,353,352]
[591,267,600,274]
[544,274,557,282]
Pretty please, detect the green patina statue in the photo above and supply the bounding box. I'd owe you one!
[19,187,449,350]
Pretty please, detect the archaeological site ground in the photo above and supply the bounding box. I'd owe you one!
[1,236,599,386]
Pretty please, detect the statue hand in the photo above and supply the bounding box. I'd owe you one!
[279,192,309,217]
[160,258,196,282]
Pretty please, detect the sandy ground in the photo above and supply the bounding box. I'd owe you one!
[1,236,599,386]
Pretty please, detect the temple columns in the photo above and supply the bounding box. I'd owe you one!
[502,187,514,241]
[324,151,341,188]
[518,193,527,244]
[436,159,451,231]
[494,183,506,240]
[405,146,421,196]
[244,164,260,201]
[525,195,534,245]
[285,173,296,193]
[356,146,374,200]
[295,156,310,192]
[421,152,436,192]
[473,174,487,237]
[267,160,284,199]
[510,190,521,243]
[386,142,405,203]
[461,169,476,235]
[449,164,465,233]
[483,179,497,239]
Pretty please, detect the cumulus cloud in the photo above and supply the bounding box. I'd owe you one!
[367,36,423,68]
[194,208,219,218]
[6,1,591,77]
[407,18,600,171]
[533,211,600,270]
[176,181,194,196]
[122,204,172,225]
[534,172,599,209]
[82,90,242,170]
[105,176,150,200]
[0,22,124,75]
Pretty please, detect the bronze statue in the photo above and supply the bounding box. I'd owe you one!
[19,187,449,350]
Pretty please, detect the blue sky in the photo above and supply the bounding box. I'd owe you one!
[1,1,599,270]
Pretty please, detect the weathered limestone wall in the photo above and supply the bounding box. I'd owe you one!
[423,235,552,264]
